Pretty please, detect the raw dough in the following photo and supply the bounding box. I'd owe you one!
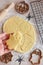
[3,16,36,53]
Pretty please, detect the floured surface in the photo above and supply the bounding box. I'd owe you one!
[0,0,43,65]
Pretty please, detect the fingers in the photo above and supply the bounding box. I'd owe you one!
[0,33,6,40]
[0,33,10,41]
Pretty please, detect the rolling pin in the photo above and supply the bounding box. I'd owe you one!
[0,3,14,22]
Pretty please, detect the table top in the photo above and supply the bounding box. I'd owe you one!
[0,0,43,65]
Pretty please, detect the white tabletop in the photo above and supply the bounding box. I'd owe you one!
[0,0,43,65]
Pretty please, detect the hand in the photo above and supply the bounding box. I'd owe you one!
[0,33,10,56]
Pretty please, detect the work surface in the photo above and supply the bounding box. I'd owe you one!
[0,0,43,65]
